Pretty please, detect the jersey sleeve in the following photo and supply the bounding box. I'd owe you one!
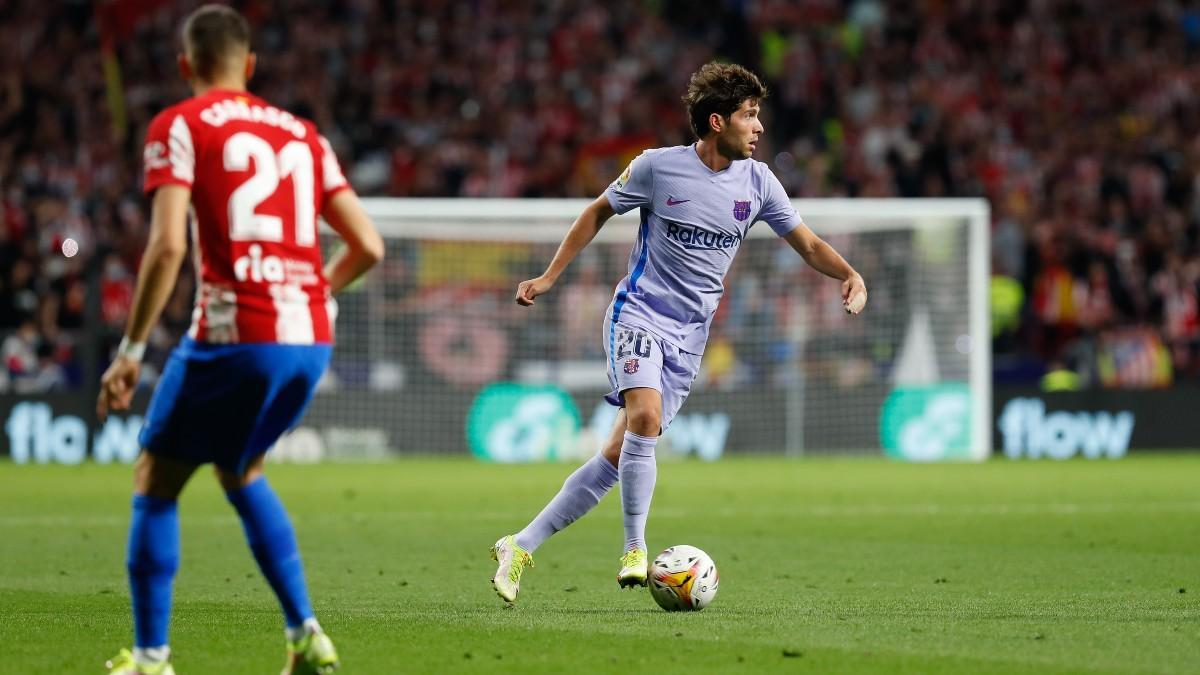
[759,169,802,237]
[604,151,654,215]
[142,110,195,195]
[318,135,351,199]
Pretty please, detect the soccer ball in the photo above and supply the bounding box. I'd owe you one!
[648,545,719,611]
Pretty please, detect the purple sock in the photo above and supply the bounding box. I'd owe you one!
[515,453,619,552]
[618,431,657,552]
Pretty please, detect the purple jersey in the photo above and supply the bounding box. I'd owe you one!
[603,144,802,354]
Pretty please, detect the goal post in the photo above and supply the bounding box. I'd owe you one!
[308,198,990,461]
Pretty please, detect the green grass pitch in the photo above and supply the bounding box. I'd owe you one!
[2,456,1198,674]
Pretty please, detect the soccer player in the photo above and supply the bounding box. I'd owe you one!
[491,62,866,603]
[97,6,383,674]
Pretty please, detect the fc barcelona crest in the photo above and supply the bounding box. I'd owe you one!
[733,200,751,221]
[624,359,640,374]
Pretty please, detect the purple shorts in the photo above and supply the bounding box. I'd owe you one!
[604,320,702,431]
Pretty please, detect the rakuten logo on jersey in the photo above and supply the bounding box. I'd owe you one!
[665,222,742,251]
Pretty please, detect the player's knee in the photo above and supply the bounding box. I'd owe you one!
[215,465,260,492]
[625,407,662,437]
[133,452,193,499]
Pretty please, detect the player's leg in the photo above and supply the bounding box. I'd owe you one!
[599,407,627,467]
[217,456,316,637]
[490,409,626,603]
[615,344,701,589]
[109,338,210,675]
[212,343,336,673]
[107,452,198,675]
[514,407,625,552]
[490,321,657,603]
[616,386,662,588]
[216,455,336,674]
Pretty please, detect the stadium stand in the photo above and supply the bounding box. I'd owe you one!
[3,0,1200,390]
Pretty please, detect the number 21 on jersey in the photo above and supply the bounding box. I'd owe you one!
[223,131,316,246]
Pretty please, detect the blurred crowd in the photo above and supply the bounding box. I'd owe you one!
[4,0,1200,391]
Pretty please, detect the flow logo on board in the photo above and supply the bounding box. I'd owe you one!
[5,401,142,464]
[997,397,1133,460]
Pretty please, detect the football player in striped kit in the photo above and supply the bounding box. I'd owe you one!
[98,5,382,673]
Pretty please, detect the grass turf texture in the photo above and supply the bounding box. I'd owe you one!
[1,457,1198,674]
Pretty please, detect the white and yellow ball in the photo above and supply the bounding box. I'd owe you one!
[648,545,719,611]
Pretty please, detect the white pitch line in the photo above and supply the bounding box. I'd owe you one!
[1,502,1198,528]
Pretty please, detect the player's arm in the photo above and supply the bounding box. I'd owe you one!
[97,185,191,417]
[516,195,615,306]
[783,222,868,315]
[321,190,385,295]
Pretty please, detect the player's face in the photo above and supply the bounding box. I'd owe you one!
[719,99,763,159]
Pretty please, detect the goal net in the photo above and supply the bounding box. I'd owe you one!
[303,198,990,462]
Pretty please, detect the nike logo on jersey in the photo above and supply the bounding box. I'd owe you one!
[666,196,690,206]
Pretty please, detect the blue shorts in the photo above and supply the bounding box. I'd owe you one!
[604,321,702,432]
[139,337,332,474]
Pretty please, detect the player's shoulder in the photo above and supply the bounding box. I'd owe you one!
[232,90,322,136]
[631,146,697,178]
[249,95,326,145]
[641,145,690,162]
[743,156,772,175]
[151,90,242,122]
[741,157,783,190]
[640,146,682,157]
[145,94,219,143]
[146,98,194,131]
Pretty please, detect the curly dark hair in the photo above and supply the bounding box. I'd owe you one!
[182,4,251,80]
[682,62,768,140]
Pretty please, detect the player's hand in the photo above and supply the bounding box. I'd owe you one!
[97,356,141,419]
[842,274,867,315]
[515,275,555,306]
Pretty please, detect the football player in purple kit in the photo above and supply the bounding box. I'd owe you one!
[490,62,867,603]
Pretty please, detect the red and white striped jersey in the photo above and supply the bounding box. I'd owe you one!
[142,88,350,344]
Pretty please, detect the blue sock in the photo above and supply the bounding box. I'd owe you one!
[127,494,179,649]
[226,477,314,628]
